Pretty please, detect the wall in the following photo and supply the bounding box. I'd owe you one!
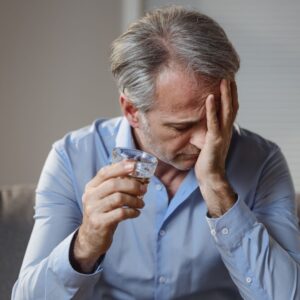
[0,0,122,185]
[1,0,300,190]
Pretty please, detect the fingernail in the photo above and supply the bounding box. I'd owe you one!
[124,162,135,170]
[208,94,214,104]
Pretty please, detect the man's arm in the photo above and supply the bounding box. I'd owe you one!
[12,142,146,299]
[11,146,102,299]
[206,146,300,299]
[195,79,300,299]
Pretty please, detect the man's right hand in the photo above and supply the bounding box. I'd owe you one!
[71,160,147,273]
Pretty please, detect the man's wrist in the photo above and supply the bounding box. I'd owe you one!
[69,229,101,274]
[199,175,237,218]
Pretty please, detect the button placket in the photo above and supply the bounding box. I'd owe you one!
[158,276,166,284]
[246,277,252,284]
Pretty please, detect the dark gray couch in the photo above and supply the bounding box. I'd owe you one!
[0,185,36,299]
[0,185,299,299]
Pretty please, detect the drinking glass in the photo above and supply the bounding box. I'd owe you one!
[112,147,158,184]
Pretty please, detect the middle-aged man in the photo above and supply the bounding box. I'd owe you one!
[13,6,300,300]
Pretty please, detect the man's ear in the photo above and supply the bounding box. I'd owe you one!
[119,93,140,128]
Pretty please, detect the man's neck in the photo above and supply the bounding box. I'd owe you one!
[156,164,189,202]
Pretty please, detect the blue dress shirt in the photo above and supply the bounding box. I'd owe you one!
[12,117,300,299]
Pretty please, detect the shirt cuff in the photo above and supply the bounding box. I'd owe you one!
[206,197,257,251]
[48,228,103,288]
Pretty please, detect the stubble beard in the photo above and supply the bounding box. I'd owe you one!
[139,114,196,171]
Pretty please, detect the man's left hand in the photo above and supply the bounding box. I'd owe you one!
[195,79,239,218]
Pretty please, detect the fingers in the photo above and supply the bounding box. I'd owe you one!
[82,186,145,234]
[104,207,141,226]
[206,78,238,135]
[231,81,239,119]
[89,176,147,200]
[219,78,240,128]
[86,160,135,189]
[99,192,145,212]
[220,79,233,127]
[82,161,148,232]
[206,94,219,134]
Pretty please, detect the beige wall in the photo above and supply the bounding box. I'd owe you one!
[0,0,123,186]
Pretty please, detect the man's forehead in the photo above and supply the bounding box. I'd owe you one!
[158,102,207,124]
[153,65,220,113]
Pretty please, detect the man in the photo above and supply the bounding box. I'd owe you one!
[13,6,300,300]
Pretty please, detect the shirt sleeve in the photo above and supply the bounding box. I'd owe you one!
[206,146,300,300]
[12,145,103,300]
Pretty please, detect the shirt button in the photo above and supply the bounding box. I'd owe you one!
[222,227,229,235]
[155,184,162,191]
[246,277,252,284]
[159,230,166,236]
[159,276,166,284]
[210,229,216,236]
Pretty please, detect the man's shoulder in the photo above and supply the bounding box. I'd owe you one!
[231,124,281,165]
[228,125,285,194]
[53,117,122,153]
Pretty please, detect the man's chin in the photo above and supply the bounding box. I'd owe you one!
[170,156,198,171]
[155,153,199,171]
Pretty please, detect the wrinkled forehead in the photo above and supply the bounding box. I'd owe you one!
[152,64,221,113]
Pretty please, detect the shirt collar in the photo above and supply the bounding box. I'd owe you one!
[108,117,136,163]
[115,117,136,149]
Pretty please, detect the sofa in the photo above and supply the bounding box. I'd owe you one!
[0,184,299,299]
[0,185,36,299]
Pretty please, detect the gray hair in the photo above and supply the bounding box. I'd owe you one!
[110,6,240,112]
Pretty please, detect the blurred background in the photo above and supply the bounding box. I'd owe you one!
[0,0,300,189]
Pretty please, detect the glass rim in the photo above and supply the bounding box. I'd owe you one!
[112,147,158,163]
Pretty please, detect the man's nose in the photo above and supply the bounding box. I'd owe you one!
[189,128,207,149]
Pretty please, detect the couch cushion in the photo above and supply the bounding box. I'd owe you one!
[0,184,36,299]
